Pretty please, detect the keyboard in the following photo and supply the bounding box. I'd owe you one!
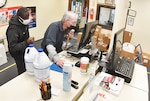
[115,57,135,83]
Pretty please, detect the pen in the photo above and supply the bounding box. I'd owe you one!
[43,85,47,92]
[71,80,78,85]
[46,82,51,90]
[71,83,79,89]
[93,93,98,101]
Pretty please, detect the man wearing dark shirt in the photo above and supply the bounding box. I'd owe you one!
[41,11,77,67]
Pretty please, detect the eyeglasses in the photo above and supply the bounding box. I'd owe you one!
[68,19,77,26]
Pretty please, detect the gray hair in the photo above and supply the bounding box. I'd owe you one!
[62,11,78,22]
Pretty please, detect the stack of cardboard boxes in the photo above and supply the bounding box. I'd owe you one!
[92,26,150,68]
[120,31,150,68]
[93,25,111,52]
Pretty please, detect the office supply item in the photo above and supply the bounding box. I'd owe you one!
[94,72,124,96]
[71,80,79,85]
[71,83,79,89]
[50,63,63,73]
[67,20,98,54]
[24,44,38,75]
[39,81,51,100]
[103,28,135,83]
[92,93,99,101]
[63,62,73,91]
[33,48,51,82]
[75,61,80,67]
[51,87,60,96]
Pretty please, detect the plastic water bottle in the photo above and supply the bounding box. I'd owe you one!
[33,48,51,82]
[63,62,73,91]
[89,67,96,83]
[24,44,38,75]
[88,66,96,92]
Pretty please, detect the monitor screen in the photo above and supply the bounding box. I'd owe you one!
[107,28,125,71]
[99,7,115,28]
[78,20,98,49]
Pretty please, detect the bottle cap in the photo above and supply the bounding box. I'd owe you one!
[38,48,43,52]
[29,44,34,47]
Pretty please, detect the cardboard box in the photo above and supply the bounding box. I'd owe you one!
[142,53,150,68]
[94,25,102,37]
[98,33,104,39]
[97,43,108,52]
[120,50,150,68]
[123,31,132,43]
[96,35,110,52]
[95,25,102,34]
[120,50,137,60]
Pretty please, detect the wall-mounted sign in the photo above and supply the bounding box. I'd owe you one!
[0,6,36,28]
[0,6,22,27]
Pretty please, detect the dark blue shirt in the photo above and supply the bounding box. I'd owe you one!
[41,21,67,54]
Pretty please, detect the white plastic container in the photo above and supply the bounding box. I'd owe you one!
[24,44,38,75]
[63,62,73,91]
[0,43,7,66]
[80,57,89,73]
[33,48,51,82]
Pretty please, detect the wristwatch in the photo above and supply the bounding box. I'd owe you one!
[0,0,7,8]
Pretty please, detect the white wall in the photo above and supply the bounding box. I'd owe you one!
[126,0,150,53]
[107,0,128,53]
[0,0,69,51]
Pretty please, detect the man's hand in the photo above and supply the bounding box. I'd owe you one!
[27,37,34,44]
[56,59,65,68]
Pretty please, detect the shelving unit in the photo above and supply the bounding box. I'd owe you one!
[68,0,89,29]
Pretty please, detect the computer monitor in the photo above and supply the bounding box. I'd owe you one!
[99,7,115,28]
[78,20,99,50]
[106,28,125,72]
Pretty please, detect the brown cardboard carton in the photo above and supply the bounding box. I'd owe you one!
[95,25,102,34]
[142,52,150,68]
[123,31,132,43]
[97,44,108,52]
[120,50,136,60]
[96,35,110,52]
[94,31,99,37]
[98,33,104,39]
